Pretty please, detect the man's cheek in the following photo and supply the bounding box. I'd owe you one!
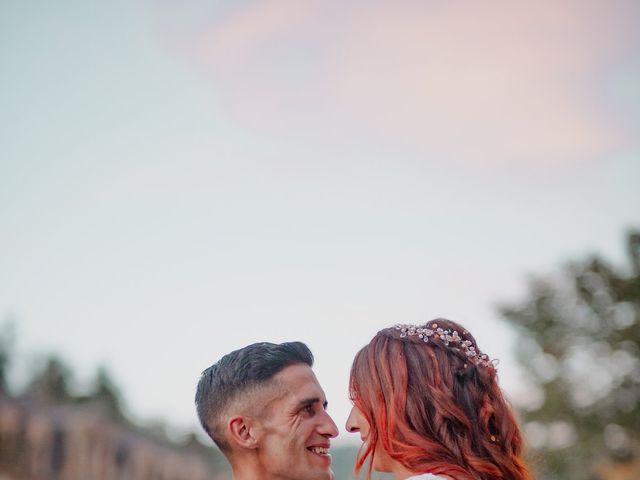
[289,415,303,429]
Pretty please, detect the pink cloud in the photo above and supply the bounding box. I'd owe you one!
[155,0,640,165]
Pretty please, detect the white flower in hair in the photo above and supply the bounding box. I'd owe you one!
[393,322,496,369]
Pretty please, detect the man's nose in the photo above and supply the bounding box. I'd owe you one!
[319,410,339,438]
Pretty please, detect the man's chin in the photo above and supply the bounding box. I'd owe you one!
[306,452,333,477]
[311,467,334,480]
[320,470,335,480]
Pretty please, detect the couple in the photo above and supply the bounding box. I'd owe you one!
[195,319,533,480]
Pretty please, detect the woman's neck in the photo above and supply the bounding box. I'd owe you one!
[392,464,422,479]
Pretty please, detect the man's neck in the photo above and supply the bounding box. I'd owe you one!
[231,457,273,480]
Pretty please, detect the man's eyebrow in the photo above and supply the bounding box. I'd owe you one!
[294,397,329,409]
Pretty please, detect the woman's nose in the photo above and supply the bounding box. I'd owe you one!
[346,422,359,433]
[345,408,360,433]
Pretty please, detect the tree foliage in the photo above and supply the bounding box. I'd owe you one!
[90,365,127,421]
[501,231,640,479]
[0,321,14,393]
[26,356,74,404]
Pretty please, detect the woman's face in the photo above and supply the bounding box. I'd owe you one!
[345,405,393,472]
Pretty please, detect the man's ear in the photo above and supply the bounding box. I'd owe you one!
[227,415,259,449]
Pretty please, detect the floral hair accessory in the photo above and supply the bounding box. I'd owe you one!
[393,322,496,368]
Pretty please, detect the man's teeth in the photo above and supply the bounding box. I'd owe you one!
[309,447,330,455]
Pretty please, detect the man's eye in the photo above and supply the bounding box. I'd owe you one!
[302,405,315,415]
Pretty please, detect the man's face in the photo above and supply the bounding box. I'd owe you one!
[253,363,339,480]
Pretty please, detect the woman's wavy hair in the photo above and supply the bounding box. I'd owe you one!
[349,319,533,480]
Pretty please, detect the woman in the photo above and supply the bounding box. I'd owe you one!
[346,319,533,480]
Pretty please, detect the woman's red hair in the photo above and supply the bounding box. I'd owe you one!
[349,319,533,480]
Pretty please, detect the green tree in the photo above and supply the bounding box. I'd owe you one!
[501,231,640,479]
[89,365,127,421]
[25,355,74,403]
[0,320,15,394]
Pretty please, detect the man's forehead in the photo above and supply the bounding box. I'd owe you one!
[272,364,326,404]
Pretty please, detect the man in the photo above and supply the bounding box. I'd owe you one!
[195,341,339,480]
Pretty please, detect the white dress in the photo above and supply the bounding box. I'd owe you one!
[406,475,448,480]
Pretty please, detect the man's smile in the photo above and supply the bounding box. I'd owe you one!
[308,446,330,455]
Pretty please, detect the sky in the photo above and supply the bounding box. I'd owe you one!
[1,0,639,445]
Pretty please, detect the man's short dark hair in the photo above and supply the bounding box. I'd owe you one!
[195,341,313,451]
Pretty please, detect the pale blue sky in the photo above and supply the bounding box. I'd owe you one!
[1,0,639,443]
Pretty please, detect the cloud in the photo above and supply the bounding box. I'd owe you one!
[154,0,640,165]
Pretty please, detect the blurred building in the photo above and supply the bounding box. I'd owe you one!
[0,395,229,480]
